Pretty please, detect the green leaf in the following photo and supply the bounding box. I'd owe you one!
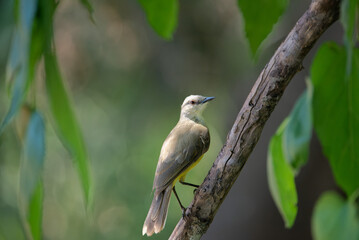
[18,0,38,32]
[79,0,94,23]
[20,111,45,201]
[26,18,45,91]
[139,0,178,40]
[27,182,43,240]
[237,0,289,55]
[283,86,313,170]
[311,42,359,195]
[312,191,359,240]
[267,119,298,228]
[44,49,91,206]
[0,0,38,134]
[340,0,357,75]
[19,111,45,240]
[28,0,57,83]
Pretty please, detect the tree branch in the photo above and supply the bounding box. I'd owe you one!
[169,0,340,239]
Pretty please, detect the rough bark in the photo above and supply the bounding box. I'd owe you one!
[169,0,340,239]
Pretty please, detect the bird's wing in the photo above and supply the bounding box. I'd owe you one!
[153,123,210,192]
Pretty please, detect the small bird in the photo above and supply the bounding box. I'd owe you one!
[142,95,214,236]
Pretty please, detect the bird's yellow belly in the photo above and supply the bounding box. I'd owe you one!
[175,155,204,183]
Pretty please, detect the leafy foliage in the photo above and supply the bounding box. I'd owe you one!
[80,0,94,22]
[283,85,313,170]
[139,0,178,40]
[311,43,359,196]
[267,88,312,227]
[267,119,298,228]
[137,0,289,54]
[19,110,45,240]
[45,49,91,206]
[0,0,38,134]
[340,0,357,74]
[312,191,359,240]
[267,0,359,234]
[27,182,43,240]
[237,0,289,55]
[0,0,94,238]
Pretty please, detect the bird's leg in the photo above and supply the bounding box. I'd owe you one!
[179,180,199,194]
[179,180,199,188]
[172,186,187,218]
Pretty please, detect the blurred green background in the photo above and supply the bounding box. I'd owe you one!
[0,0,341,239]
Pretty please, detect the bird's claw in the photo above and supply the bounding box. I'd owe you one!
[181,207,186,217]
[182,208,190,221]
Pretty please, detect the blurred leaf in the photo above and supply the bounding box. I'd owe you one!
[311,42,359,196]
[20,111,45,203]
[26,18,45,91]
[44,49,91,206]
[283,86,313,170]
[20,0,38,29]
[312,191,359,240]
[340,0,357,75]
[27,182,43,240]
[237,0,288,55]
[139,0,178,40]
[0,0,38,134]
[267,119,298,228]
[27,0,57,88]
[19,111,45,240]
[6,30,21,89]
[79,0,94,22]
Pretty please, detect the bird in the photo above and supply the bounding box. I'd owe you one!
[142,95,215,236]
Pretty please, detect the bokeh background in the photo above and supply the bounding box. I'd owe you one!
[0,0,342,239]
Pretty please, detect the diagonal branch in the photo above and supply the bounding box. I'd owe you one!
[169,0,340,239]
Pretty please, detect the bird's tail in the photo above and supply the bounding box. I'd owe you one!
[142,185,172,236]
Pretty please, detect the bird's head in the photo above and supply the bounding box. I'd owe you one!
[180,95,215,120]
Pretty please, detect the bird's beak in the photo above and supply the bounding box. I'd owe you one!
[201,97,215,104]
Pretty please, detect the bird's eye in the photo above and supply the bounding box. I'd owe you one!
[190,100,195,104]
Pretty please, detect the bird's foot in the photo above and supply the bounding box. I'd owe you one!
[181,207,189,221]
[181,207,186,217]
